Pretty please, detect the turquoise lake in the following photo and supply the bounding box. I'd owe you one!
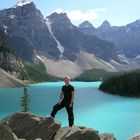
[0,81,140,140]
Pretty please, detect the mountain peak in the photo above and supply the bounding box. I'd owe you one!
[78,21,94,28]
[13,0,33,8]
[99,20,111,29]
[136,19,140,24]
[131,19,140,25]
[46,12,72,26]
[47,12,68,19]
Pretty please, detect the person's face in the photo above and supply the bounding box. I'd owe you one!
[64,77,70,85]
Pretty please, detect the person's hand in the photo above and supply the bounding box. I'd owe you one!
[69,102,73,107]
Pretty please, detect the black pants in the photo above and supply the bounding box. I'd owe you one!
[50,101,74,127]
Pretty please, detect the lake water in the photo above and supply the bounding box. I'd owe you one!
[0,81,140,140]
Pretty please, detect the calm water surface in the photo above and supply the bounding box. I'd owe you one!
[0,81,140,140]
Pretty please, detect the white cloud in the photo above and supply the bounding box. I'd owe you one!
[53,8,106,21]
[66,10,99,21]
[94,8,107,12]
[53,8,64,14]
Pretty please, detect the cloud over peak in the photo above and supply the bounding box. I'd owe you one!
[53,8,106,21]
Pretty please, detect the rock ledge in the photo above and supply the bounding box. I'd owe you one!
[0,112,116,140]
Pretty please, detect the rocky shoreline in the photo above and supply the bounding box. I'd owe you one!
[128,133,140,140]
[0,68,26,88]
[0,112,116,140]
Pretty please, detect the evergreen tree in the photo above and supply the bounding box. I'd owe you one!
[20,87,30,112]
[99,70,140,97]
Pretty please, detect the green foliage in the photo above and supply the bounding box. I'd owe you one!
[75,69,120,81]
[99,70,140,97]
[0,29,28,80]
[0,44,12,53]
[0,30,60,82]
[20,87,30,112]
[0,30,15,54]
[24,61,61,82]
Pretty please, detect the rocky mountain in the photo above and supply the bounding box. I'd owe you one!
[98,20,111,31]
[78,19,140,58]
[41,52,117,78]
[0,1,52,62]
[0,112,116,140]
[0,68,26,88]
[0,28,27,79]
[0,1,122,79]
[79,20,95,28]
[0,26,60,84]
[0,1,118,62]
[78,20,97,36]
[46,12,118,61]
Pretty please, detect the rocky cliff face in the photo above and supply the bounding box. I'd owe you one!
[0,68,26,88]
[78,20,140,58]
[0,29,27,79]
[0,124,18,140]
[46,12,118,61]
[1,112,116,140]
[0,1,58,60]
[128,133,140,140]
[0,1,118,62]
[78,21,97,36]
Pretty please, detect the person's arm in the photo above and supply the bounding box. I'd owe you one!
[58,91,64,104]
[71,91,74,103]
[69,91,74,107]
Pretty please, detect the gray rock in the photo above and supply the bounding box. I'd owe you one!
[100,133,116,140]
[47,12,118,61]
[0,123,18,140]
[79,19,140,59]
[0,2,118,62]
[1,112,116,140]
[0,30,27,80]
[0,2,58,61]
[2,112,61,140]
[53,126,100,140]
[19,138,44,140]
[128,133,140,140]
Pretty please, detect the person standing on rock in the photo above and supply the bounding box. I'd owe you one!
[50,76,74,127]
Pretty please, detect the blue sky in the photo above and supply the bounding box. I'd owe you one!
[1,0,140,27]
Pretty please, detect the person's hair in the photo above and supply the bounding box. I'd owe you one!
[64,76,71,80]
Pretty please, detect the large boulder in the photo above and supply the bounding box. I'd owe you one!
[0,123,18,140]
[100,133,116,140]
[0,112,116,140]
[128,133,140,140]
[1,112,61,140]
[53,126,100,140]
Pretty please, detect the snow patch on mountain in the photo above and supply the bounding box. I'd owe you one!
[134,55,140,60]
[45,18,64,58]
[125,28,130,33]
[13,0,32,8]
[10,15,15,19]
[118,54,130,64]
[37,55,44,62]
[3,24,8,34]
